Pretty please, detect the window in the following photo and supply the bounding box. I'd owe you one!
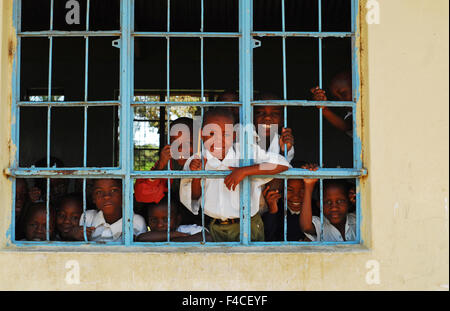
[11,0,365,247]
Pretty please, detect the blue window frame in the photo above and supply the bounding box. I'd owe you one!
[10,0,366,248]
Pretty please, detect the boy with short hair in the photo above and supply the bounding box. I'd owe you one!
[179,108,290,242]
[80,179,147,242]
[254,92,295,163]
[300,178,356,242]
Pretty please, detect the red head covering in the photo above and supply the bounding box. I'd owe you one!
[134,178,169,204]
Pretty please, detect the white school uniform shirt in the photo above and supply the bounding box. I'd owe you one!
[257,132,295,214]
[304,212,357,242]
[179,142,291,221]
[265,133,295,163]
[176,224,207,235]
[80,210,147,242]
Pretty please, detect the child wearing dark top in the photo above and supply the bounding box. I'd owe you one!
[136,197,212,242]
[262,163,319,241]
[310,71,353,134]
[20,202,56,241]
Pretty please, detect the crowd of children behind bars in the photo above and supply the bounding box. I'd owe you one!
[15,72,357,243]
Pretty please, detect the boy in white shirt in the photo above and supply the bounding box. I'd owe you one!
[78,179,147,242]
[300,178,356,242]
[179,108,290,242]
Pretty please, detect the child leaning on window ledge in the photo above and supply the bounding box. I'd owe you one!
[179,108,291,242]
[75,179,147,242]
[300,178,356,242]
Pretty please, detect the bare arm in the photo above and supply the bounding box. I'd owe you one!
[136,231,189,242]
[224,164,289,191]
[299,164,319,236]
[322,108,352,132]
[299,182,317,236]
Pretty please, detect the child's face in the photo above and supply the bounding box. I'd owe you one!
[286,179,305,213]
[147,205,177,232]
[25,208,53,241]
[56,201,82,236]
[254,106,283,138]
[92,179,122,215]
[323,185,350,226]
[202,115,235,160]
[170,131,193,167]
[330,81,352,101]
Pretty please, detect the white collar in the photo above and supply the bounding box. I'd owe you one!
[91,210,123,240]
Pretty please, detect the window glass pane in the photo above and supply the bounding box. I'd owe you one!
[89,0,121,31]
[88,37,120,101]
[322,0,352,32]
[253,0,282,31]
[134,38,167,98]
[19,107,48,167]
[170,0,201,32]
[21,0,51,32]
[87,106,120,167]
[52,37,85,101]
[51,107,84,167]
[20,38,49,102]
[204,0,238,33]
[135,0,167,32]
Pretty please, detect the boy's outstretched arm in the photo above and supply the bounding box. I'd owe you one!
[224,164,289,191]
[299,164,319,236]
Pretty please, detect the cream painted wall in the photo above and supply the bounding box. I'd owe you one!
[0,0,448,290]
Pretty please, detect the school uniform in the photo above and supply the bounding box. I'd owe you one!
[304,212,357,242]
[179,142,291,242]
[258,132,295,214]
[80,210,147,242]
[262,203,306,242]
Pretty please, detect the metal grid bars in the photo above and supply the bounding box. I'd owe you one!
[11,0,364,248]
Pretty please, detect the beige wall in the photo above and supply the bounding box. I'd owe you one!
[0,0,448,290]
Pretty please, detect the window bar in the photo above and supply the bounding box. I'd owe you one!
[166,0,171,104]
[167,177,171,242]
[200,106,206,243]
[47,0,54,168]
[11,0,22,240]
[351,0,361,243]
[83,0,90,168]
[46,178,50,241]
[121,0,133,245]
[200,0,206,244]
[318,0,324,242]
[13,0,21,166]
[282,0,288,242]
[239,0,252,245]
[82,178,88,242]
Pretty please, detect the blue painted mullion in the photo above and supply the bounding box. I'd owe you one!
[82,179,88,242]
[318,0,324,243]
[351,0,362,244]
[121,0,133,246]
[239,0,253,245]
[10,0,21,242]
